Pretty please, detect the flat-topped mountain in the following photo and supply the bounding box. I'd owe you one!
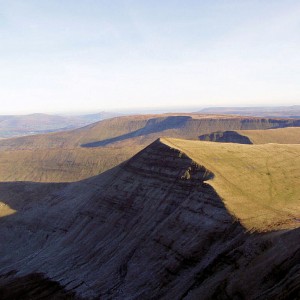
[0,138,299,299]
[0,114,299,183]
[0,113,298,150]
[199,127,300,144]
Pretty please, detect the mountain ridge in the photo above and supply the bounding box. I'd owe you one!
[0,138,299,298]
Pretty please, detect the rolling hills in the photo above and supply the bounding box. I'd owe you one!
[0,114,298,150]
[0,114,299,183]
[0,112,122,138]
[0,138,299,299]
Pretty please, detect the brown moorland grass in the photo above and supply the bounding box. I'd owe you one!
[238,127,300,144]
[0,114,298,183]
[163,138,300,231]
[0,146,143,182]
[0,113,297,150]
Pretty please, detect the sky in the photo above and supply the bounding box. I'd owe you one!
[0,0,300,114]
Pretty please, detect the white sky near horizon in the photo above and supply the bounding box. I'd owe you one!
[0,0,300,114]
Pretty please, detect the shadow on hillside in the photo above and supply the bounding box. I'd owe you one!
[199,131,253,144]
[81,116,191,147]
[0,153,246,299]
[1,170,299,299]
[0,272,82,300]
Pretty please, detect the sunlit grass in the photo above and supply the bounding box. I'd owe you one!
[238,127,300,144]
[163,138,300,231]
[0,201,16,217]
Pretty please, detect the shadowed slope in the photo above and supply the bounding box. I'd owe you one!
[0,139,299,299]
[0,114,298,150]
[199,127,300,144]
[199,131,252,144]
[82,116,191,147]
[0,272,81,300]
[0,114,299,183]
[163,138,300,231]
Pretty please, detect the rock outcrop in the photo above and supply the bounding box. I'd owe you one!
[199,131,253,144]
[0,139,299,299]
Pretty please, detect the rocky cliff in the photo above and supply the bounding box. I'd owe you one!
[199,131,252,144]
[0,139,299,299]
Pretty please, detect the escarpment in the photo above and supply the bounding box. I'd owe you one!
[0,139,299,299]
[199,131,253,144]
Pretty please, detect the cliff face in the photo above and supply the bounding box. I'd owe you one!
[0,115,299,184]
[0,140,299,299]
[0,115,299,150]
[199,131,252,144]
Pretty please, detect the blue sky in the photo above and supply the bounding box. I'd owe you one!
[0,0,300,114]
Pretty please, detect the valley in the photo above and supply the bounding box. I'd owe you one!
[0,114,299,183]
[0,113,299,299]
[2,1,300,298]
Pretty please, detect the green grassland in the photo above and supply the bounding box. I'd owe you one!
[0,114,298,183]
[238,127,300,144]
[163,138,300,231]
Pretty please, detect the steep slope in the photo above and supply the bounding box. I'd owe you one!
[0,114,299,183]
[199,127,300,144]
[0,139,299,299]
[0,114,298,150]
[0,146,142,183]
[163,138,300,231]
[199,131,253,144]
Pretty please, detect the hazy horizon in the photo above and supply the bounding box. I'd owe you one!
[1,1,300,114]
[1,104,300,116]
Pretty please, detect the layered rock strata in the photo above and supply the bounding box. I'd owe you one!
[0,140,299,299]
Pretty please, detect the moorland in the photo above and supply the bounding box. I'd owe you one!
[0,111,299,299]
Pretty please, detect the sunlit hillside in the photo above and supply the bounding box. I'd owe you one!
[0,114,298,183]
[163,138,300,231]
[238,127,300,144]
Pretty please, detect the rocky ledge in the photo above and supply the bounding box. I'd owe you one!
[0,139,299,299]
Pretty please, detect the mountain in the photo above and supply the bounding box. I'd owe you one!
[0,114,299,183]
[198,105,300,118]
[0,138,299,299]
[0,112,122,138]
[0,113,298,150]
[199,127,300,144]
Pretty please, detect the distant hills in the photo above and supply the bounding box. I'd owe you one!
[0,111,122,138]
[197,105,300,118]
[1,105,299,139]
[0,137,299,298]
[0,113,299,183]
[0,112,299,298]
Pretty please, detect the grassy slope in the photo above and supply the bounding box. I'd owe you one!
[238,127,300,144]
[0,115,150,150]
[163,138,300,231]
[0,114,298,150]
[0,114,298,183]
[0,146,142,182]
